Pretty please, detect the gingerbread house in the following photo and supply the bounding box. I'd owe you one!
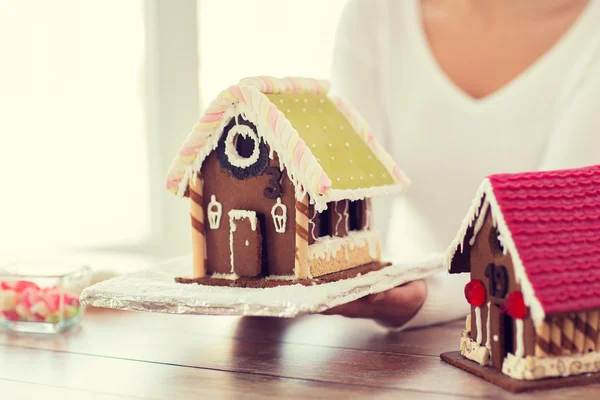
[444,165,600,381]
[166,77,409,286]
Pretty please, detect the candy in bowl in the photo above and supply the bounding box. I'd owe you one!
[0,262,92,334]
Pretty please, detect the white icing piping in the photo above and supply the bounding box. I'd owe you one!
[334,203,343,236]
[323,184,405,210]
[308,212,318,242]
[469,198,490,246]
[223,116,261,168]
[308,230,379,262]
[271,197,287,233]
[228,210,258,273]
[364,200,372,230]
[264,275,296,281]
[211,272,240,280]
[515,319,525,358]
[228,210,258,231]
[475,306,483,345]
[485,302,491,350]
[343,201,349,234]
[207,195,222,229]
[444,179,544,327]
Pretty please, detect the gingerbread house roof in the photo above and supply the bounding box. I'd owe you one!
[165,76,409,212]
[445,165,600,327]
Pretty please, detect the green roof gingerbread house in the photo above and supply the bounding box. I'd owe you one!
[166,76,409,286]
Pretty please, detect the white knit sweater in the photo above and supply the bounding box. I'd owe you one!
[330,0,600,329]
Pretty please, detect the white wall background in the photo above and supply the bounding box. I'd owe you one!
[0,1,150,255]
[198,0,346,105]
[0,0,347,260]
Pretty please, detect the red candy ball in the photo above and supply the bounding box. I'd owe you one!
[505,291,527,319]
[464,279,486,307]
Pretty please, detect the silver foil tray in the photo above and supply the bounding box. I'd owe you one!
[80,254,444,318]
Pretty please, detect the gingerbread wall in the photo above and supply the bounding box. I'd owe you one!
[201,151,296,276]
[469,211,536,369]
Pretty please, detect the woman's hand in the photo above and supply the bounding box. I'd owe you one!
[323,280,428,328]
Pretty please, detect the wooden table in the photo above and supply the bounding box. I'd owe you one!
[1,308,598,399]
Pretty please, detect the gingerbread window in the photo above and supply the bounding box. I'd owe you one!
[216,116,269,180]
[349,200,363,231]
[318,207,331,237]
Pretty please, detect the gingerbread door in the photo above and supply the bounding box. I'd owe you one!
[490,304,514,369]
[229,211,263,277]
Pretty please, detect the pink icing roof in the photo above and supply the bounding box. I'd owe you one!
[446,164,600,325]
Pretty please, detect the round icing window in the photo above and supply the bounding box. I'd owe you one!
[216,116,269,180]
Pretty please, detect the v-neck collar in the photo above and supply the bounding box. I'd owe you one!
[407,0,598,109]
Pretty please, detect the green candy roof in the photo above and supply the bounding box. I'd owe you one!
[265,93,394,190]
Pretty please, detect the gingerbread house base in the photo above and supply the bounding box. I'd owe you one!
[175,261,390,288]
[441,351,600,393]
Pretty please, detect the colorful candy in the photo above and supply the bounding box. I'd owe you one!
[0,281,81,323]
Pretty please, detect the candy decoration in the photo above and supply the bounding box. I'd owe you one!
[504,290,527,358]
[0,290,17,311]
[505,291,527,320]
[0,281,82,324]
[2,311,20,321]
[464,279,486,307]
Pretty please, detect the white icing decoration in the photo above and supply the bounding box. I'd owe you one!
[469,198,490,246]
[343,201,349,233]
[265,275,295,281]
[334,203,343,236]
[308,231,379,262]
[515,319,525,358]
[502,351,600,380]
[364,200,372,231]
[271,198,287,233]
[460,331,491,366]
[228,210,258,272]
[493,335,499,342]
[224,115,260,168]
[475,306,483,345]
[245,240,249,246]
[228,210,258,230]
[211,272,239,280]
[308,211,318,242]
[444,178,546,327]
[485,302,491,350]
[207,195,222,229]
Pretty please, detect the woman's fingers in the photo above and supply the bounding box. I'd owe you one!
[322,280,428,328]
[322,297,373,318]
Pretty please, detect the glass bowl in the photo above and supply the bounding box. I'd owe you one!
[0,261,92,334]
